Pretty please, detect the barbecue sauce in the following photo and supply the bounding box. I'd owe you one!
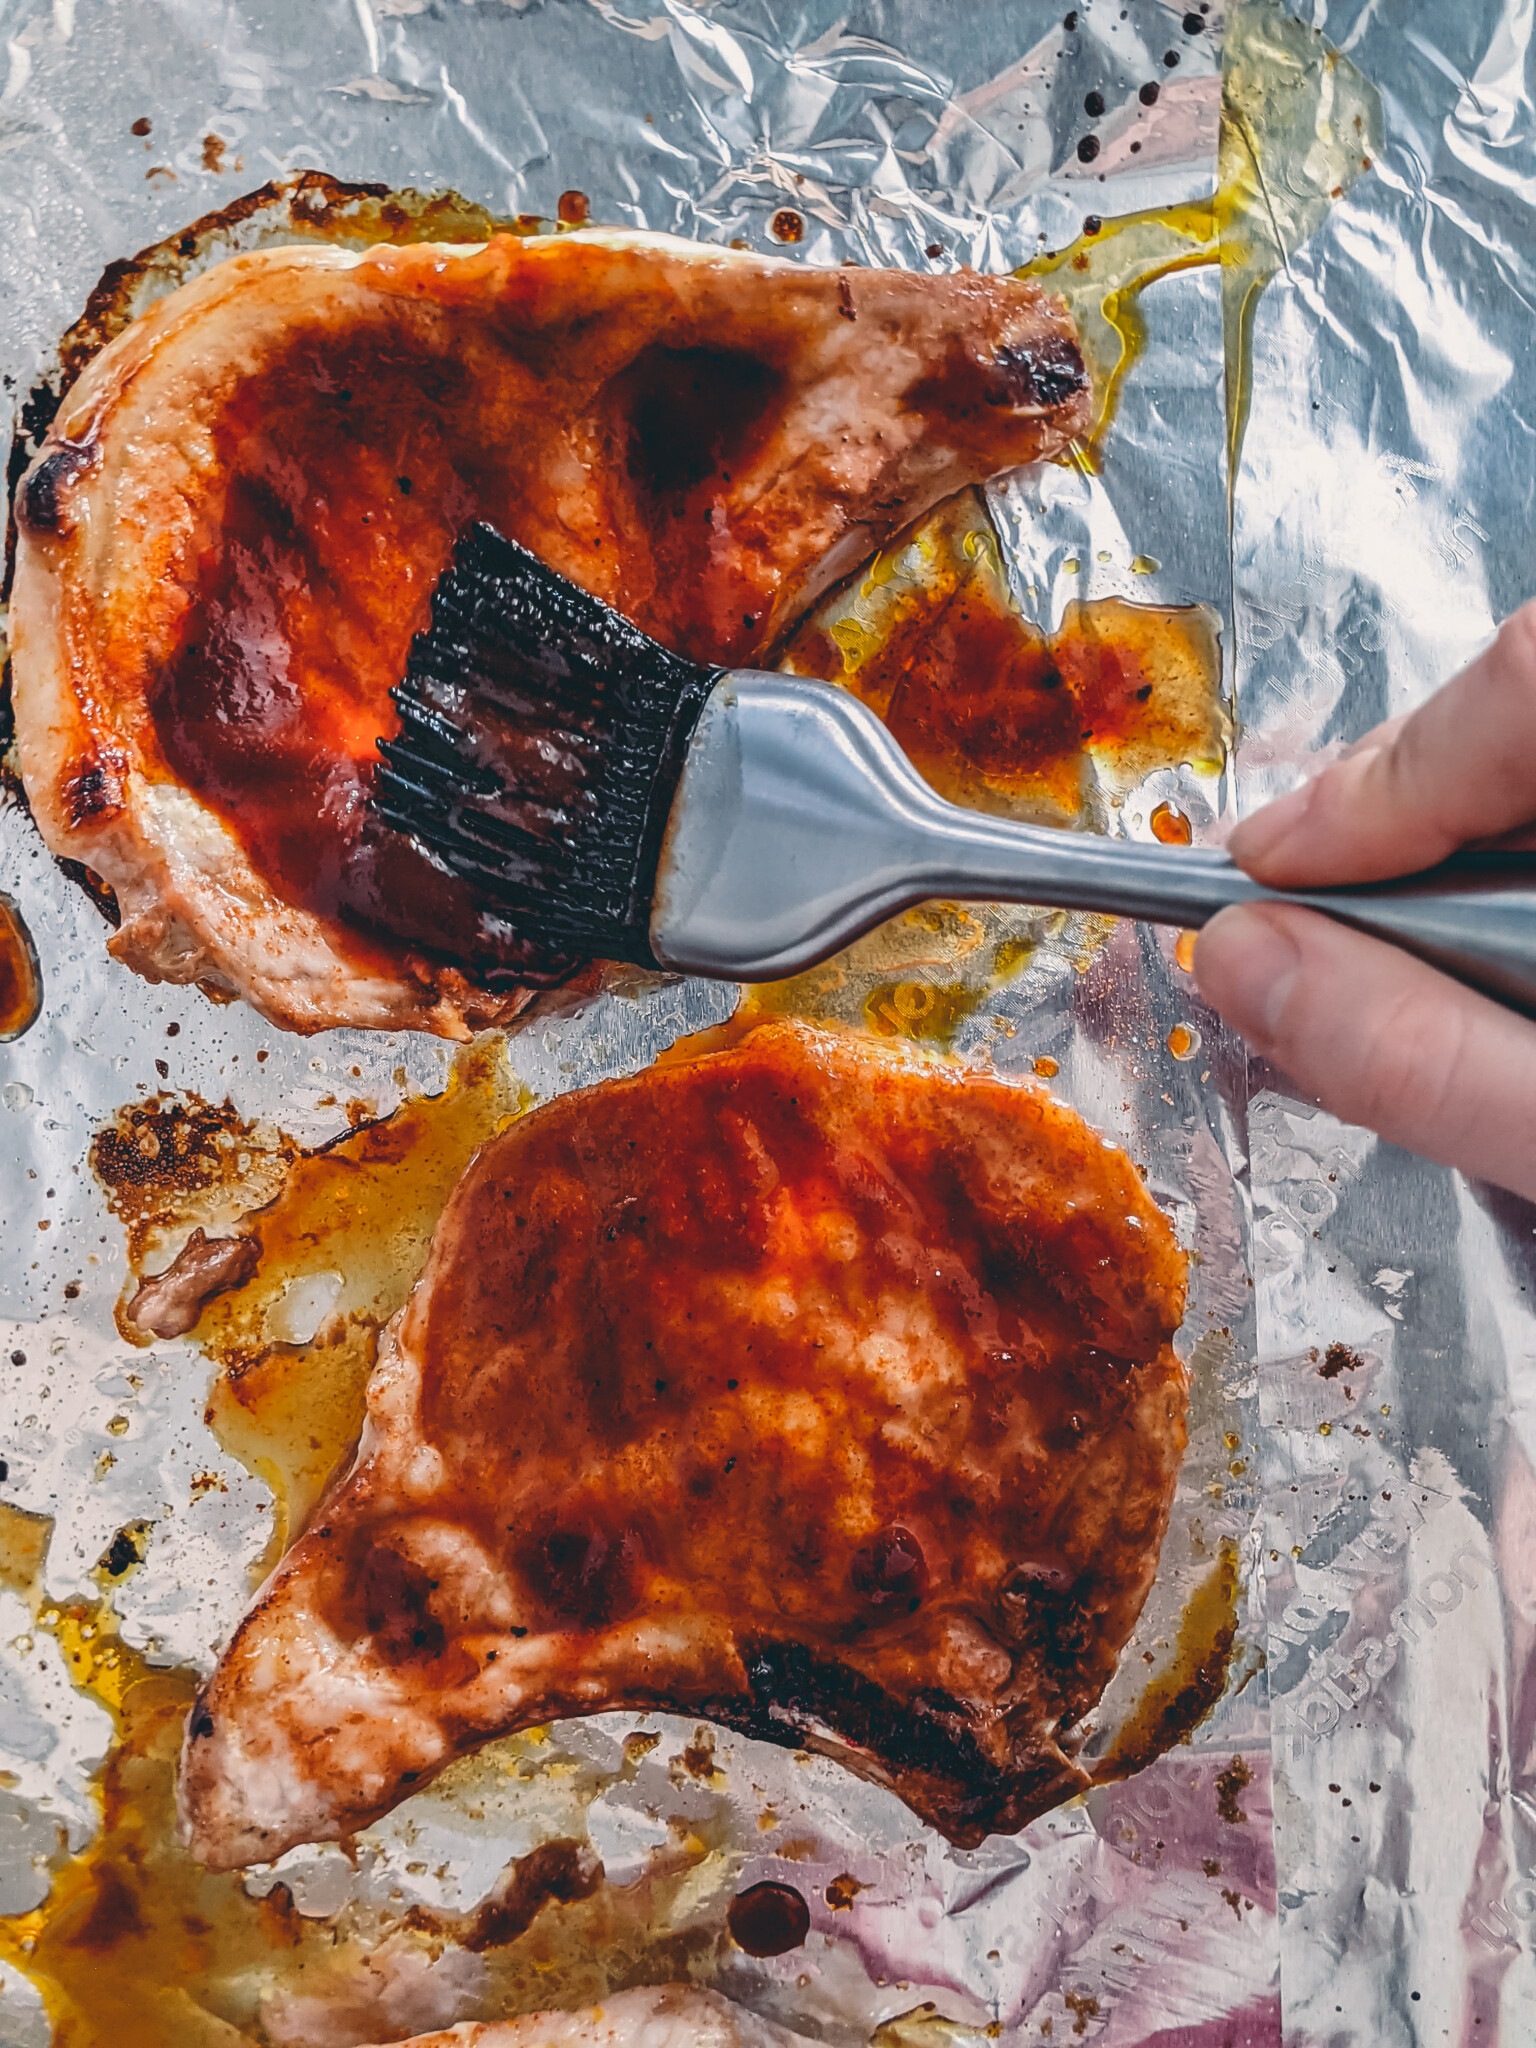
[779,492,1226,824]
[134,243,1068,990]
[145,341,579,991]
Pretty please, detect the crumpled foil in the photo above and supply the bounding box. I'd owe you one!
[1232,3,1536,2041]
[0,1,1305,2043]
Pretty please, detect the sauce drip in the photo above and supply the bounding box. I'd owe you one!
[1150,800,1193,845]
[728,1880,810,1956]
[0,893,42,1039]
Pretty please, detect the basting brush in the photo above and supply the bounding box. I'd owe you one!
[375,522,1536,1010]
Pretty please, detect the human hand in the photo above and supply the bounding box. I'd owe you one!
[1193,603,1536,1203]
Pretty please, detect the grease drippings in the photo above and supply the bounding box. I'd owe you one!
[0,1578,703,2045]
[1093,1539,1240,1782]
[193,1039,531,1556]
[1018,7,1378,481]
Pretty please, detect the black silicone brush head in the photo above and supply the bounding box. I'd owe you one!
[375,523,722,967]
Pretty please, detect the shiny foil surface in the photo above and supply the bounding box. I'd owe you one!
[1234,4,1536,2041]
[0,1,1294,2042]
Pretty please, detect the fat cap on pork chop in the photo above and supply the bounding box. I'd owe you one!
[360,1986,820,2048]
[179,1021,1187,1869]
[9,228,1091,1036]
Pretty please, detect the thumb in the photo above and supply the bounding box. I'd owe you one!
[1193,901,1536,1202]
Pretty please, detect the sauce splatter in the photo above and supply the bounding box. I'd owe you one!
[728,1880,810,1955]
[90,1095,294,1276]
[825,1872,868,1911]
[769,208,805,244]
[1034,1055,1060,1078]
[556,189,590,226]
[1167,1023,1199,1061]
[89,1039,530,1552]
[1318,1341,1364,1381]
[1175,928,1198,973]
[0,1501,52,1594]
[1215,1752,1253,1826]
[1150,800,1193,845]
[0,894,42,1039]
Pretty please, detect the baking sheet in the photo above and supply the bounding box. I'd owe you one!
[0,3,1282,2043]
[1231,2,1536,2041]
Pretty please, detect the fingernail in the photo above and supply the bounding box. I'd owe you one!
[1193,906,1301,1049]
[1226,778,1316,872]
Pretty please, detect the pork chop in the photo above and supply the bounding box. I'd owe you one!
[362,1986,819,2048]
[179,1021,1187,1867]
[9,229,1091,1035]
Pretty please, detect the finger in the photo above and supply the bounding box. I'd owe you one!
[1193,901,1536,1202]
[1228,604,1536,885]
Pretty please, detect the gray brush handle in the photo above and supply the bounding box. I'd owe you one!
[651,671,1536,1012]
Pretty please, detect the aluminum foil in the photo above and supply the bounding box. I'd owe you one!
[0,2,1289,2043]
[1232,4,1536,2041]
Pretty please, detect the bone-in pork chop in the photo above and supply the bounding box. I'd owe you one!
[180,1021,1187,1867]
[363,1987,819,2048]
[9,229,1090,1035]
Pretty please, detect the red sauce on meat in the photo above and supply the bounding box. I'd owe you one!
[144,330,790,983]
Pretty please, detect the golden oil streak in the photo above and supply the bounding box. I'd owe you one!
[1092,1540,1241,1783]
[1018,198,1221,464]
